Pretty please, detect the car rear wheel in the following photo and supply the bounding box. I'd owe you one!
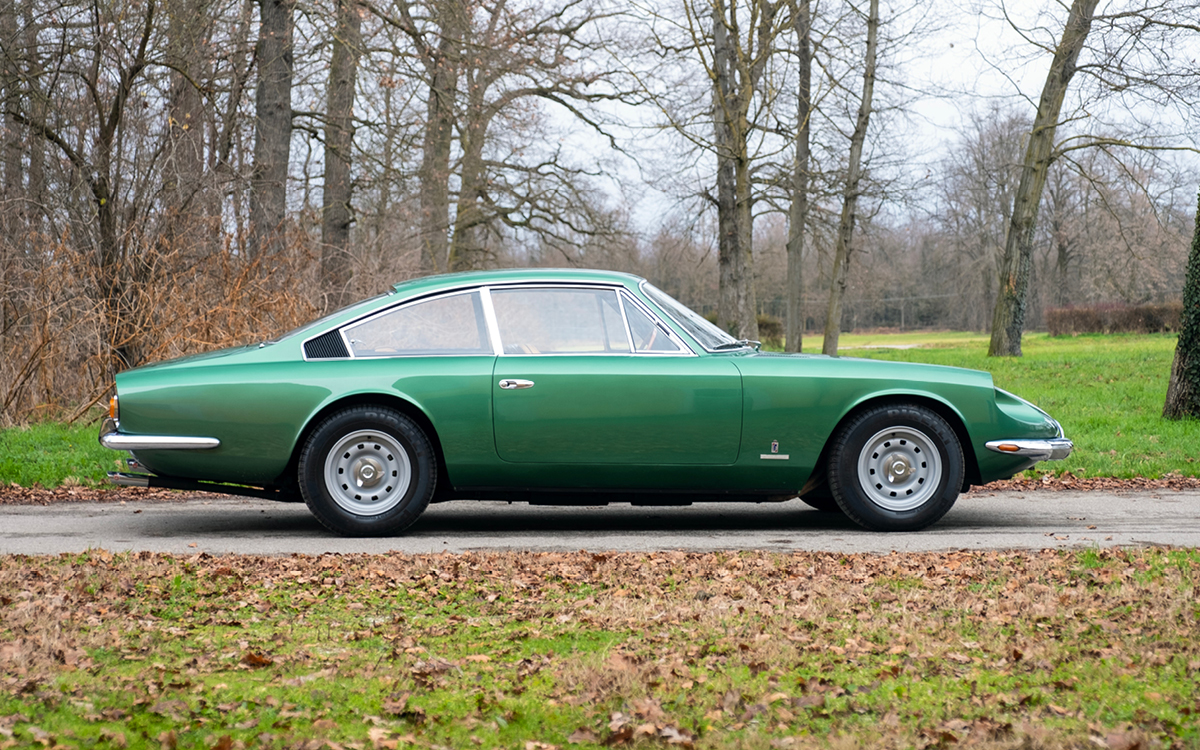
[827,404,963,531]
[299,406,436,536]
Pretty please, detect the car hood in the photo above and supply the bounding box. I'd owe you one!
[735,349,993,388]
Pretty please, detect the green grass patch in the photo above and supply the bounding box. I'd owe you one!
[0,420,115,487]
[2,549,1197,749]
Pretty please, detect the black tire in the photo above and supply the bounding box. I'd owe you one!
[826,404,963,531]
[298,406,436,536]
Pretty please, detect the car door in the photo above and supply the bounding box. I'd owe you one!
[489,285,743,465]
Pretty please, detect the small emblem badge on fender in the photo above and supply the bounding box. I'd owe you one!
[760,440,789,460]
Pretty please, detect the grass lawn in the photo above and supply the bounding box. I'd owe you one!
[0,421,117,489]
[2,548,1198,749]
[1,332,1197,488]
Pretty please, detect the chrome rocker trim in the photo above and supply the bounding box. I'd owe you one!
[985,438,1074,461]
[99,418,220,451]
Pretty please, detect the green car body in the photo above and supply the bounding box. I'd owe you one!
[101,268,1071,534]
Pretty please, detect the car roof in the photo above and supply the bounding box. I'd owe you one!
[390,268,645,296]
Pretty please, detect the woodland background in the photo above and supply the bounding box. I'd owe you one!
[1,0,1198,424]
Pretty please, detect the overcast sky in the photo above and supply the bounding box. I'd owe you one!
[596,0,1200,236]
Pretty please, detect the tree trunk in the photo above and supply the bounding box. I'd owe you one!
[1163,188,1200,419]
[1,0,20,213]
[784,0,810,352]
[162,0,211,257]
[448,78,490,272]
[416,0,463,274]
[822,0,877,356]
[320,0,361,309]
[22,0,41,226]
[987,0,1098,356]
[712,0,760,341]
[248,0,294,260]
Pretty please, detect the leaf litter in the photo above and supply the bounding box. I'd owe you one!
[0,548,1198,749]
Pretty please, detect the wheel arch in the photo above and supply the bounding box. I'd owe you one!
[281,392,451,500]
[809,394,981,494]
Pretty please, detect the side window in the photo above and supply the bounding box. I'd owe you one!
[343,291,491,356]
[491,288,631,354]
[624,298,684,353]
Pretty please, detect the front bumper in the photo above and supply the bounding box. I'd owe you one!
[984,438,1074,462]
[98,417,221,451]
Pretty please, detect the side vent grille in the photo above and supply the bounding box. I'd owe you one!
[304,330,349,359]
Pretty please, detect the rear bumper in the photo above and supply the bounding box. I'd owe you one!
[98,417,220,451]
[984,438,1073,462]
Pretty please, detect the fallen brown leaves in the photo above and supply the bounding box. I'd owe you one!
[1,548,1198,749]
[0,484,217,505]
[966,471,1200,494]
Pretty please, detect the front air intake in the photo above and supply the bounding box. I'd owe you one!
[304,330,349,359]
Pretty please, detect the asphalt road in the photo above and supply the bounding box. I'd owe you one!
[1,489,1198,555]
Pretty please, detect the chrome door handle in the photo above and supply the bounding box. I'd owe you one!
[499,379,535,390]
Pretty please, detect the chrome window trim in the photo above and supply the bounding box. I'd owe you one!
[299,278,627,361]
[297,276,704,361]
[302,288,495,361]
[487,284,697,358]
[614,289,636,354]
[637,279,743,353]
[618,291,693,356]
[479,287,503,355]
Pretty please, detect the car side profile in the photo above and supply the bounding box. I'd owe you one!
[100,268,1072,535]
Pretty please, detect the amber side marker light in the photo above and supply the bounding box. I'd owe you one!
[995,443,1021,453]
[108,395,119,420]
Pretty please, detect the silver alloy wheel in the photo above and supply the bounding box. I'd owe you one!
[323,429,412,516]
[856,426,942,512]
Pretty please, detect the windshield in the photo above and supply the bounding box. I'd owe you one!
[640,282,740,351]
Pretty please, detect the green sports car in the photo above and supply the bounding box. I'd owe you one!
[99,268,1072,535]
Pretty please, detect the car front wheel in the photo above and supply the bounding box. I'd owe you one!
[299,406,436,536]
[827,404,964,531]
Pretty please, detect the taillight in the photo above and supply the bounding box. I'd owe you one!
[108,395,119,420]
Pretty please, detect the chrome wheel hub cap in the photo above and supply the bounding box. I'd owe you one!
[857,426,942,512]
[885,454,912,482]
[324,430,412,517]
[353,457,384,488]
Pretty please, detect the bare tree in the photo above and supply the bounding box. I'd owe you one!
[987,0,1098,356]
[820,0,877,355]
[1164,187,1200,419]
[162,0,215,257]
[783,0,811,352]
[986,0,1200,355]
[934,106,1027,330]
[320,0,362,308]
[707,0,782,340]
[248,0,295,259]
[5,0,161,368]
[378,0,465,273]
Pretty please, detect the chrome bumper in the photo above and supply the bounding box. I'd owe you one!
[98,417,220,451]
[985,438,1074,462]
